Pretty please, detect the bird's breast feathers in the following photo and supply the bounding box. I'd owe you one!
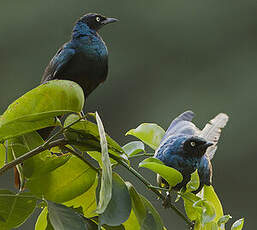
[75,34,108,58]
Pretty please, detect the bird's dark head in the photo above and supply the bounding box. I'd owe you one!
[183,136,213,157]
[79,13,118,31]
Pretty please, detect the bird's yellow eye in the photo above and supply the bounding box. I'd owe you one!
[190,142,196,147]
[96,16,101,22]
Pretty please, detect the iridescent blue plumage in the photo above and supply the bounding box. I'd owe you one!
[39,13,117,139]
[41,13,118,97]
[155,111,213,194]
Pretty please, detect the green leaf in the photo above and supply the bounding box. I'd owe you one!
[122,141,145,157]
[218,215,232,227]
[126,182,164,230]
[231,218,244,230]
[46,215,55,230]
[0,190,37,230]
[139,157,183,188]
[102,224,125,230]
[0,80,84,141]
[126,123,165,150]
[35,207,52,230]
[87,151,117,168]
[202,185,223,222]
[35,208,47,230]
[64,114,125,157]
[123,210,140,230]
[0,144,5,168]
[186,170,200,193]
[183,192,201,221]
[204,222,219,230]
[64,177,98,218]
[47,201,86,230]
[126,182,146,223]
[83,218,98,230]
[26,156,96,203]
[193,200,216,224]
[7,132,70,178]
[95,112,113,214]
[99,173,131,227]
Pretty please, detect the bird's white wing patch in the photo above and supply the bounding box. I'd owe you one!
[200,113,229,160]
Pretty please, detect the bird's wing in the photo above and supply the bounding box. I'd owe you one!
[200,113,229,160]
[41,43,76,83]
[162,111,199,141]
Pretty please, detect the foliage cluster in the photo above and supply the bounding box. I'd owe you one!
[0,81,244,230]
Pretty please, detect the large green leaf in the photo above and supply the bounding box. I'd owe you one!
[47,201,85,230]
[99,173,131,227]
[126,182,164,230]
[0,190,37,230]
[126,123,165,150]
[7,132,70,178]
[95,112,112,214]
[0,80,84,141]
[64,114,125,157]
[202,185,223,222]
[139,157,183,188]
[26,156,96,203]
[64,177,98,218]
[231,218,244,230]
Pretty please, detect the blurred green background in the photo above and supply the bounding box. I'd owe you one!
[0,0,256,229]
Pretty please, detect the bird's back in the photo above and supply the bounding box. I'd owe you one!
[41,34,108,96]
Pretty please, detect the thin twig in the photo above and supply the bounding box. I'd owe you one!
[148,185,169,191]
[0,115,86,175]
[0,138,67,176]
[0,194,39,199]
[62,146,99,172]
[43,114,87,145]
[128,153,154,159]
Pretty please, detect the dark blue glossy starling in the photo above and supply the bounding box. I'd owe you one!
[154,111,228,194]
[41,13,118,97]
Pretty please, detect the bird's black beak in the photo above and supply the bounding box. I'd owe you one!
[203,142,214,148]
[198,141,213,152]
[101,17,119,25]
